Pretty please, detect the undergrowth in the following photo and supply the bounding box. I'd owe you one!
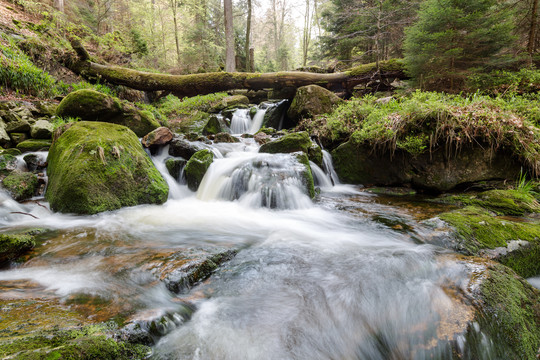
[307,90,540,174]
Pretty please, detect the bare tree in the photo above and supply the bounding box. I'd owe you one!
[224,0,235,72]
[170,0,181,65]
[245,0,252,71]
[302,0,312,66]
[53,0,64,13]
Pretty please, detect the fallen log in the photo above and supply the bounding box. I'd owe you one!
[68,40,406,97]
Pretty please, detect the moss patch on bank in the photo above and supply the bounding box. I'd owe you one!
[0,233,35,264]
[301,91,540,174]
[439,190,540,216]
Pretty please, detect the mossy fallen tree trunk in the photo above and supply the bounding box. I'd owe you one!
[68,41,406,97]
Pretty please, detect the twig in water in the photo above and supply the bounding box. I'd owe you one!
[10,212,39,219]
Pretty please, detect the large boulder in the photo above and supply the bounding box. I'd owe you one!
[45,122,168,214]
[259,131,312,155]
[184,149,214,191]
[56,90,160,137]
[287,85,343,123]
[332,141,521,192]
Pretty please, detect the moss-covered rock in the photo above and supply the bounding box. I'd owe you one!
[209,95,249,113]
[472,262,540,360]
[0,148,22,156]
[332,140,521,192]
[439,206,540,277]
[184,149,214,191]
[287,85,343,123]
[259,131,312,155]
[165,158,186,180]
[296,153,316,199]
[56,90,160,137]
[30,119,53,139]
[0,123,10,147]
[262,100,290,129]
[214,132,239,143]
[202,115,224,135]
[438,190,540,216]
[0,154,18,176]
[308,144,323,168]
[45,122,168,214]
[10,132,29,144]
[176,112,211,134]
[2,171,38,201]
[16,139,52,152]
[0,233,34,264]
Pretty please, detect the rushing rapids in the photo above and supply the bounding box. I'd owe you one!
[0,106,534,359]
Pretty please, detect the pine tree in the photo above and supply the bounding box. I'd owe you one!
[404,0,516,90]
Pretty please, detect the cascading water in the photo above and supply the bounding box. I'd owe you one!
[0,124,521,359]
[230,106,269,135]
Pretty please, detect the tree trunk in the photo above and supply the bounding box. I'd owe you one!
[528,0,539,58]
[224,0,235,72]
[67,41,405,98]
[54,0,64,12]
[171,0,181,66]
[302,0,311,66]
[245,0,252,72]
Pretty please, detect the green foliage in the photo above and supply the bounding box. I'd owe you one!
[312,91,540,173]
[467,68,540,95]
[404,0,516,90]
[67,81,118,97]
[0,34,60,98]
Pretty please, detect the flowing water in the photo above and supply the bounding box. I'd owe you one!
[0,110,510,359]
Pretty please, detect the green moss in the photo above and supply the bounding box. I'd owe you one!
[259,131,312,155]
[45,122,168,214]
[347,59,404,76]
[0,233,34,264]
[287,85,343,122]
[202,115,222,135]
[176,112,211,135]
[440,206,540,254]
[440,190,540,216]
[0,323,149,359]
[497,245,540,278]
[308,144,323,168]
[0,148,22,156]
[0,154,17,175]
[56,90,159,137]
[478,262,540,359]
[184,149,214,191]
[16,139,52,152]
[295,153,316,199]
[2,171,38,201]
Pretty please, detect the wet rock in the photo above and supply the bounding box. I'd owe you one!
[56,89,160,137]
[0,233,35,264]
[0,123,10,147]
[9,132,29,144]
[184,149,214,191]
[163,249,237,293]
[0,154,18,176]
[23,153,41,172]
[209,95,249,113]
[2,171,38,201]
[436,206,540,278]
[295,153,316,199]
[287,85,343,123]
[46,121,168,215]
[141,127,173,148]
[165,158,186,180]
[308,144,323,168]
[168,137,205,160]
[214,132,239,143]
[3,112,31,133]
[262,100,290,129]
[16,139,52,152]
[332,142,521,192]
[176,112,211,134]
[259,131,312,155]
[30,119,54,139]
[202,115,226,135]
[254,132,271,145]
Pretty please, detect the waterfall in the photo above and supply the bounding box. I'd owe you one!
[151,145,191,200]
[230,106,269,135]
[310,161,333,188]
[196,152,313,210]
[322,150,340,185]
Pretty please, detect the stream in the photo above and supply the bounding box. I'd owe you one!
[0,107,511,359]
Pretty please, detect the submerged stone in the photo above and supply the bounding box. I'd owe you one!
[45,122,168,215]
[184,149,214,191]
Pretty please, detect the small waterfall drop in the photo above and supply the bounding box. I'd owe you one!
[230,107,269,135]
[310,161,333,188]
[197,152,313,209]
[322,150,340,185]
[151,145,191,200]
